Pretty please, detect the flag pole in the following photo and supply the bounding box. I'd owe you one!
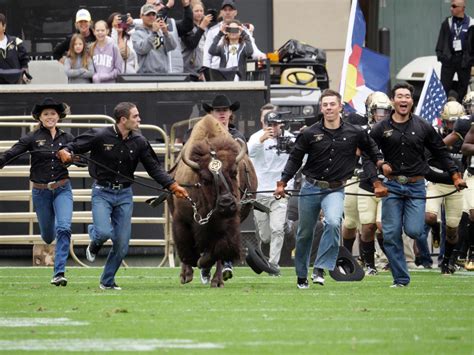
[339,0,358,99]
[414,67,433,116]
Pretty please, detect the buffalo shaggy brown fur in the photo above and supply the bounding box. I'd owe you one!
[170,115,256,287]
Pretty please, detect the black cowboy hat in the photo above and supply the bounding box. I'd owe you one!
[202,94,240,113]
[328,246,365,282]
[245,246,280,275]
[31,97,67,120]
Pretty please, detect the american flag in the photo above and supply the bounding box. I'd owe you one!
[415,68,447,125]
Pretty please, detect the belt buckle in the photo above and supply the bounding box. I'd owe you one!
[111,183,122,190]
[317,181,330,189]
[47,181,56,190]
[396,175,408,184]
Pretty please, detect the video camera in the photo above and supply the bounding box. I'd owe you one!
[264,111,304,155]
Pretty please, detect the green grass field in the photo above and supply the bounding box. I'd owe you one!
[0,267,472,354]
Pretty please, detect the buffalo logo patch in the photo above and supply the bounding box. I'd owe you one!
[313,134,324,142]
[208,158,222,173]
[383,129,393,137]
[36,140,46,147]
[103,144,114,151]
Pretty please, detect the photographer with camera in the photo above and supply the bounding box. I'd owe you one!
[208,19,253,81]
[131,4,176,74]
[108,12,138,74]
[203,0,265,70]
[181,1,213,79]
[248,104,295,275]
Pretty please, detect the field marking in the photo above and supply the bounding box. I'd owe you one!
[0,317,88,327]
[0,339,223,351]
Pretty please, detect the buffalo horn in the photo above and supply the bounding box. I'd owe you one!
[235,138,247,163]
[181,144,200,170]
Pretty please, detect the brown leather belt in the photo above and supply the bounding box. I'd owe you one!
[32,178,69,190]
[390,175,424,184]
[306,176,345,189]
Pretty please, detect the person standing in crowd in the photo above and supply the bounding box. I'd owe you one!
[203,0,265,70]
[274,89,388,289]
[436,0,474,101]
[90,21,123,83]
[248,104,294,276]
[0,13,30,84]
[132,4,177,74]
[64,34,94,83]
[108,13,138,74]
[461,122,474,270]
[57,102,188,290]
[369,83,466,287]
[208,19,254,81]
[181,1,213,79]
[0,98,74,286]
[143,0,194,37]
[53,9,96,61]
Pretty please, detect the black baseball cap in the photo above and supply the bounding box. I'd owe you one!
[221,0,236,10]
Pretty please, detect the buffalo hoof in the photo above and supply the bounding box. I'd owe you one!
[179,264,194,284]
[197,252,214,269]
[210,278,224,288]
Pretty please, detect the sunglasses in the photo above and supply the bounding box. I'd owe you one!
[451,4,463,8]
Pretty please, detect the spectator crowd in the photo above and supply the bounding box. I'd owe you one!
[0,0,266,84]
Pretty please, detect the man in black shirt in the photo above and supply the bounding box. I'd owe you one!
[370,83,466,287]
[274,89,388,289]
[435,0,474,101]
[58,102,188,290]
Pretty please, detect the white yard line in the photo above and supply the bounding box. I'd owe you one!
[0,339,224,351]
[0,317,88,327]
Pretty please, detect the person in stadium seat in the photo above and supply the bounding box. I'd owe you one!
[131,4,177,74]
[202,0,265,70]
[0,13,30,84]
[53,9,96,62]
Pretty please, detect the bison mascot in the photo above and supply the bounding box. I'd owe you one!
[169,115,257,287]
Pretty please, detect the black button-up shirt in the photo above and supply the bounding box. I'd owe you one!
[66,125,174,188]
[370,114,458,177]
[0,125,73,183]
[281,119,382,183]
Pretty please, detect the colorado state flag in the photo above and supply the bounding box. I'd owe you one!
[340,0,390,114]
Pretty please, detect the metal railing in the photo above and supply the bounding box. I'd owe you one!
[0,115,175,267]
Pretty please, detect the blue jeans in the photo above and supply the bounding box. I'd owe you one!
[89,183,133,286]
[32,181,73,276]
[295,180,344,278]
[416,224,433,266]
[382,180,426,285]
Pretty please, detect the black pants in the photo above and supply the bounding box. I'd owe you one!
[440,54,471,102]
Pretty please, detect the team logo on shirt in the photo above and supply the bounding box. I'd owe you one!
[103,144,114,151]
[313,134,324,142]
[36,140,46,147]
[383,129,393,137]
